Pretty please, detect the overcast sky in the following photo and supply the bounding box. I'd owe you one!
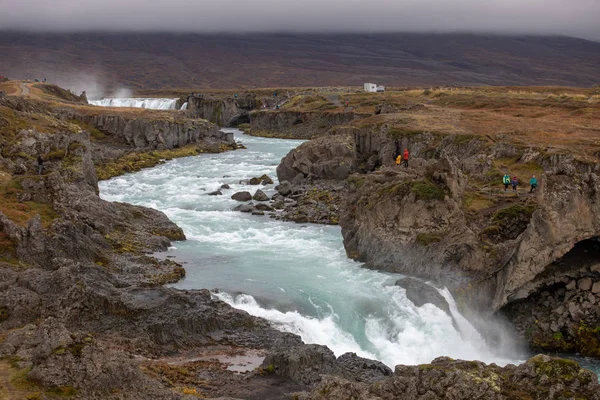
[1,0,599,40]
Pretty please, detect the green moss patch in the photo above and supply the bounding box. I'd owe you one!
[492,204,536,224]
[416,233,442,246]
[411,181,446,201]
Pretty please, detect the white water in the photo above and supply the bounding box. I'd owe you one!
[99,129,522,368]
[89,97,178,110]
[180,102,188,110]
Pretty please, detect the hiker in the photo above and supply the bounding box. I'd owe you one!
[511,176,518,192]
[530,175,538,193]
[37,155,44,175]
[396,154,402,165]
[234,93,238,98]
[345,100,349,108]
[402,148,410,167]
[503,174,511,191]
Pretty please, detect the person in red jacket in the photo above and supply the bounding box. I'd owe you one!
[402,148,410,167]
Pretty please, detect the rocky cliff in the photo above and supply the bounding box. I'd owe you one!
[186,94,257,126]
[65,109,233,150]
[250,110,361,139]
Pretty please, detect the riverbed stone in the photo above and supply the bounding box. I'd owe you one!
[220,184,231,189]
[234,203,255,213]
[255,203,274,212]
[249,174,273,185]
[566,280,577,290]
[592,282,600,294]
[231,191,252,201]
[208,190,223,196]
[253,189,269,201]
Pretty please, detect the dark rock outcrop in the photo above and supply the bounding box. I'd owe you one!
[66,110,233,150]
[186,94,256,127]
[295,355,600,400]
[250,110,361,139]
[395,277,451,316]
[263,340,600,400]
[276,134,356,184]
[231,191,252,201]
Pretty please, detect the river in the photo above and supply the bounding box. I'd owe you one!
[98,129,600,373]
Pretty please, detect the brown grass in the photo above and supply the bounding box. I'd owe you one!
[348,87,600,161]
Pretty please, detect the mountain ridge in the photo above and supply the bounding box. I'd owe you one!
[1,32,600,94]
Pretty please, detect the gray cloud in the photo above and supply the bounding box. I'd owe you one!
[1,0,599,40]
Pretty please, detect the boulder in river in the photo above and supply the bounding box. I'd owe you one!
[207,190,223,196]
[255,203,274,212]
[234,203,255,213]
[395,277,451,316]
[220,183,231,189]
[231,191,252,201]
[253,189,269,201]
[249,174,274,185]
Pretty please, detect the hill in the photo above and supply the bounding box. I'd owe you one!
[1,33,600,94]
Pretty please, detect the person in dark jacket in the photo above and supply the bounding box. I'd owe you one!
[511,176,518,191]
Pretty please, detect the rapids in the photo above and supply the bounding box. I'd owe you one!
[98,129,525,368]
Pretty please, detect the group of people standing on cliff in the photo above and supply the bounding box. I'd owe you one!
[395,149,410,167]
[503,173,538,193]
[393,150,538,194]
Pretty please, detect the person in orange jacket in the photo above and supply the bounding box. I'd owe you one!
[402,148,410,167]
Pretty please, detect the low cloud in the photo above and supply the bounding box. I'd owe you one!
[0,0,599,40]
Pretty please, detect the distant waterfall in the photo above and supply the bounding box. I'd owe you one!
[180,102,188,110]
[89,98,178,110]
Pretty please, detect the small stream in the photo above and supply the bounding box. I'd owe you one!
[98,129,599,374]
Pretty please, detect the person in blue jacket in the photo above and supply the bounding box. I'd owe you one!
[530,175,538,193]
[503,174,511,191]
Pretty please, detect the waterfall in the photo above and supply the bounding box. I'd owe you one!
[180,102,188,110]
[89,98,178,110]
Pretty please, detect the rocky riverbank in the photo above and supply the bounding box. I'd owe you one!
[1,83,599,399]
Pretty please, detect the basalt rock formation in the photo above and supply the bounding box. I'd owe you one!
[186,94,257,127]
[261,335,600,400]
[250,110,361,139]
